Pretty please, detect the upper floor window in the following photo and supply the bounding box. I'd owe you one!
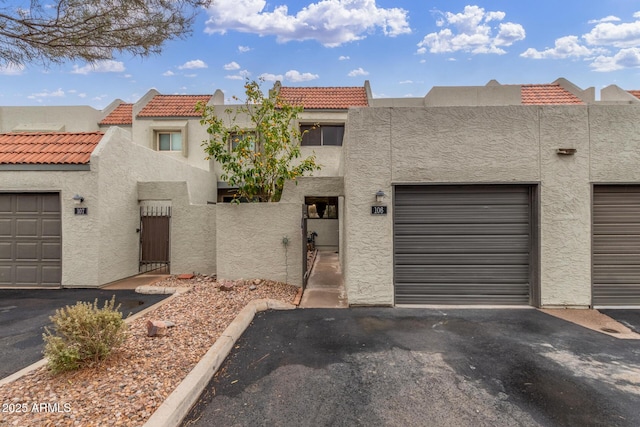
[300,124,344,146]
[158,131,182,151]
[228,131,255,151]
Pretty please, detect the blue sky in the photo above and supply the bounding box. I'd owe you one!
[2,0,640,108]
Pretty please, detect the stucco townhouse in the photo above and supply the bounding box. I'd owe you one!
[1,78,640,310]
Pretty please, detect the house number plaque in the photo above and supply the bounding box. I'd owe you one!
[74,207,88,215]
[371,206,387,215]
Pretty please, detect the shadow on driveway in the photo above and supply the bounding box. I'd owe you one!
[0,289,170,380]
[183,308,640,427]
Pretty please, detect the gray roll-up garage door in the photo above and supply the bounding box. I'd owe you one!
[593,185,640,306]
[0,193,61,287]
[394,185,532,305]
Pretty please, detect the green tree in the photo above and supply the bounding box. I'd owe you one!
[198,80,321,202]
[0,0,209,66]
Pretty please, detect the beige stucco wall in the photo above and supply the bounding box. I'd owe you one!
[91,127,217,285]
[216,203,303,286]
[0,106,102,132]
[343,105,630,307]
[307,219,339,248]
[0,171,99,288]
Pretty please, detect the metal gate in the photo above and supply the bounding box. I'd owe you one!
[593,185,640,306]
[394,185,533,305]
[139,206,171,273]
[302,204,309,289]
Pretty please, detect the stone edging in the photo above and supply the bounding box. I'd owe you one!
[142,299,296,427]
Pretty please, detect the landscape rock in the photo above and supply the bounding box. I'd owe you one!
[146,320,168,337]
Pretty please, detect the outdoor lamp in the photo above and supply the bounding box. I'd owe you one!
[375,190,385,203]
[72,194,85,204]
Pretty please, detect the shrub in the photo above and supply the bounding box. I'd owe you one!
[43,296,128,374]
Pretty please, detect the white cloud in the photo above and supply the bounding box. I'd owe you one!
[520,36,594,59]
[348,67,369,77]
[78,93,87,98]
[185,73,197,78]
[224,61,241,70]
[238,45,252,53]
[0,63,24,75]
[339,55,350,60]
[417,5,525,55]
[399,80,413,84]
[72,60,125,75]
[27,88,65,99]
[163,70,175,76]
[226,69,252,80]
[285,69,319,82]
[178,59,208,70]
[591,47,640,72]
[589,16,621,25]
[522,12,640,72]
[205,0,410,47]
[260,72,284,82]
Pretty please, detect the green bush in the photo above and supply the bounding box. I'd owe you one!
[43,296,128,374]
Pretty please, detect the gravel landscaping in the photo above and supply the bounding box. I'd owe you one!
[0,276,299,427]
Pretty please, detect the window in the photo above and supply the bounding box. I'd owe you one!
[228,131,255,151]
[158,132,182,151]
[300,124,344,146]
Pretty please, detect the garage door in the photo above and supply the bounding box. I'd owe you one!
[394,185,533,305]
[593,185,640,306]
[0,193,61,287]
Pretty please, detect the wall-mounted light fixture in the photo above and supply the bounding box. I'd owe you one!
[556,148,577,156]
[375,190,386,203]
[72,194,85,204]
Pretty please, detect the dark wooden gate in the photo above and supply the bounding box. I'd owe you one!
[139,206,171,273]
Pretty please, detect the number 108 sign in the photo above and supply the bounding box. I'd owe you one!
[371,205,387,215]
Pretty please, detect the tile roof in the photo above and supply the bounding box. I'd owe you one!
[99,103,133,125]
[0,132,103,164]
[521,84,584,105]
[137,95,212,117]
[278,86,369,109]
[628,90,640,99]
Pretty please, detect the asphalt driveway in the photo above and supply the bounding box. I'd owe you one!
[183,308,640,427]
[0,289,170,379]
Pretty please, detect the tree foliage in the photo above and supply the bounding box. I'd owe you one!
[0,0,209,66]
[198,80,321,202]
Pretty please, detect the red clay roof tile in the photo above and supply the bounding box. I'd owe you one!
[137,95,212,117]
[0,132,103,164]
[521,84,584,105]
[99,103,133,125]
[279,86,368,109]
[628,90,640,99]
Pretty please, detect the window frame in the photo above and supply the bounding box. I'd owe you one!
[299,123,345,147]
[149,122,188,157]
[157,131,183,152]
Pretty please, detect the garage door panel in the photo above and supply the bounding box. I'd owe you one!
[593,185,640,306]
[395,236,529,253]
[0,219,11,236]
[0,265,12,284]
[16,195,38,213]
[41,266,61,284]
[42,243,61,260]
[0,193,61,288]
[16,219,38,237]
[16,242,38,260]
[41,219,61,237]
[15,266,38,284]
[395,223,528,235]
[394,185,532,305]
[0,195,10,212]
[395,253,529,265]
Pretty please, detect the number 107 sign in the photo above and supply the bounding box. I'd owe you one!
[371,205,387,215]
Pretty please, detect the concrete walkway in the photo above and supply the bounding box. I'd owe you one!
[299,250,348,308]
